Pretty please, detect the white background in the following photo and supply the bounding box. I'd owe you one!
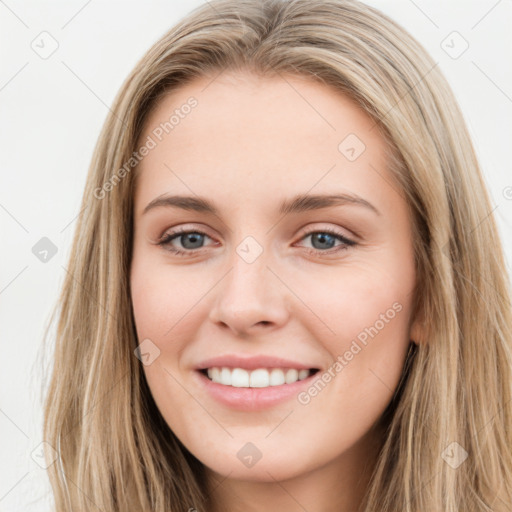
[1,0,511,510]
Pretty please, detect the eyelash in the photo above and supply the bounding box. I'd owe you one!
[157,226,357,257]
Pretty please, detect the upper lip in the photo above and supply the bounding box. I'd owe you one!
[195,355,320,371]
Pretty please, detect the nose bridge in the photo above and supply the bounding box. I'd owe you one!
[230,235,269,293]
[209,232,289,334]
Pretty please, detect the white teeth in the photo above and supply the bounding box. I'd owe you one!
[285,369,299,384]
[250,368,270,387]
[220,367,232,385]
[209,367,221,382]
[231,368,249,387]
[205,367,313,387]
[269,368,285,386]
[298,369,309,380]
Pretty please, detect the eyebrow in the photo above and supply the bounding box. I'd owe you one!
[142,192,381,217]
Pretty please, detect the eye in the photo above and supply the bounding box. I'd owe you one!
[157,227,214,256]
[296,228,357,256]
[156,227,357,257]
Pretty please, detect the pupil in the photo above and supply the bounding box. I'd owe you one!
[182,233,203,249]
[313,233,335,250]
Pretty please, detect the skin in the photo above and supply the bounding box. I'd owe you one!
[130,70,424,512]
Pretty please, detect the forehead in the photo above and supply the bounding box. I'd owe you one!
[133,71,398,218]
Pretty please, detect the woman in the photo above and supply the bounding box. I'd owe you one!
[42,0,512,510]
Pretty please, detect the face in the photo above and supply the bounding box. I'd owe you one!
[130,71,422,484]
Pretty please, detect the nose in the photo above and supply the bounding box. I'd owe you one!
[208,245,290,337]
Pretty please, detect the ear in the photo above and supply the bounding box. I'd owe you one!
[409,308,425,346]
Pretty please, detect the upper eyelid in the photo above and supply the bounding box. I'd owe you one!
[160,223,352,237]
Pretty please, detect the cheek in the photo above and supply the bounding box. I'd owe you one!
[291,260,410,345]
[295,264,412,403]
[130,254,204,340]
[130,257,201,442]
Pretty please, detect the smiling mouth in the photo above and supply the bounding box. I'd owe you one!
[199,367,320,388]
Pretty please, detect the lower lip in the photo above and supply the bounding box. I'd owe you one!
[194,370,319,411]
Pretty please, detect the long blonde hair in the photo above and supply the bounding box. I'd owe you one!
[42,0,512,510]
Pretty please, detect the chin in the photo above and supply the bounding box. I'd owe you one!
[196,440,315,483]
